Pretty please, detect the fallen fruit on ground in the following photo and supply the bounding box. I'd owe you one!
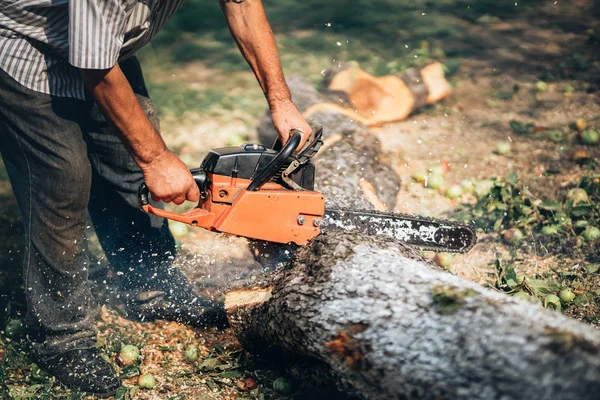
[535,81,549,92]
[544,294,561,311]
[541,225,560,236]
[572,149,589,162]
[460,179,474,193]
[138,373,156,389]
[412,171,427,183]
[504,228,524,245]
[575,118,588,131]
[426,174,444,189]
[567,188,590,205]
[184,345,198,362]
[118,345,140,367]
[546,129,565,143]
[4,319,23,338]
[434,253,454,267]
[581,226,600,242]
[474,179,495,198]
[273,377,294,395]
[445,184,462,199]
[559,289,576,303]
[580,129,599,145]
[513,291,537,303]
[495,141,512,155]
[429,164,446,176]
[237,377,258,391]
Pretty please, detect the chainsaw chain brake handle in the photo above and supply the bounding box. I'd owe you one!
[246,130,302,191]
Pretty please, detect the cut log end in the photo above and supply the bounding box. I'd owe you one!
[224,287,273,310]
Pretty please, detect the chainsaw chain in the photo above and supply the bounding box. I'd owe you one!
[323,207,478,254]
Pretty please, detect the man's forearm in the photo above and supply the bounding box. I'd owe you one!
[80,65,167,166]
[219,0,291,109]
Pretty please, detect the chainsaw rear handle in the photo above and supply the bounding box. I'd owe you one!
[138,168,206,207]
[247,130,302,191]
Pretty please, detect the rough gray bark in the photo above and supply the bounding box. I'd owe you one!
[227,233,600,400]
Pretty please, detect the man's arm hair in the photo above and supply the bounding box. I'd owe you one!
[80,66,167,166]
[218,0,292,110]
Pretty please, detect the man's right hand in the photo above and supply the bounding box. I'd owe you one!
[140,150,200,205]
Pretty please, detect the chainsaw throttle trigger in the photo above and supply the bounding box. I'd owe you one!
[247,130,302,191]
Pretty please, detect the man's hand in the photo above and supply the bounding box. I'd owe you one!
[140,150,200,205]
[270,101,312,148]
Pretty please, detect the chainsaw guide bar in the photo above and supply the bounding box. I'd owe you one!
[322,208,477,253]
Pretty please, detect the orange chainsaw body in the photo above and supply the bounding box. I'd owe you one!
[141,174,325,245]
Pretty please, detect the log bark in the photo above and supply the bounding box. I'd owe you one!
[226,233,600,400]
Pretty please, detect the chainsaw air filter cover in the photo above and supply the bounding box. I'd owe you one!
[200,143,315,190]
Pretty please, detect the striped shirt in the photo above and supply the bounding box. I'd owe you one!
[0,0,188,99]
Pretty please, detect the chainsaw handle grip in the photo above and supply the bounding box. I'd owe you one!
[138,168,207,207]
[139,182,151,207]
[247,130,302,191]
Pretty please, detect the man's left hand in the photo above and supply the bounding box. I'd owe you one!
[270,101,312,150]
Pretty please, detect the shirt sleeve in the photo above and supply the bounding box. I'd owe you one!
[68,0,127,69]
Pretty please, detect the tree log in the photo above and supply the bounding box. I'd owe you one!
[323,61,452,126]
[226,233,600,399]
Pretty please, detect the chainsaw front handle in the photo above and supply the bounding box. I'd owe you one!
[247,130,302,191]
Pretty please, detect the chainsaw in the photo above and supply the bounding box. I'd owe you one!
[138,127,476,253]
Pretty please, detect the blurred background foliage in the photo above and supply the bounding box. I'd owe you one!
[138,0,560,119]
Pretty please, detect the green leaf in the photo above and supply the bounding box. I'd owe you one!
[586,264,600,274]
[505,266,518,283]
[158,345,176,352]
[574,293,593,306]
[199,358,218,371]
[539,199,562,212]
[129,386,139,398]
[494,91,514,100]
[206,380,217,391]
[220,370,243,379]
[114,387,128,400]
[570,205,594,217]
[119,365,140,379]
[527,279,561,297]
[510,120,535,135]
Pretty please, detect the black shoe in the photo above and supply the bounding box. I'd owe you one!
[125,290,229,328]
[34,348,121,398]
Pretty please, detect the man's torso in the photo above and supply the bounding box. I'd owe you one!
[0,0,187,99]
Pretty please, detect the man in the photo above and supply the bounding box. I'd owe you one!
[0,0,311,396]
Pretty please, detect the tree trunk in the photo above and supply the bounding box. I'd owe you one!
[226,232,600,400]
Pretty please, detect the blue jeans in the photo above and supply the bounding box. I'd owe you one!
[0,57,177,355]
